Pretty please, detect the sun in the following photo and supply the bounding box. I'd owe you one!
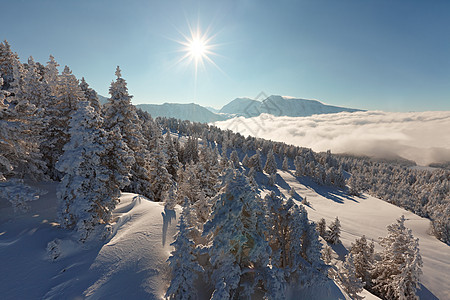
[188,37,207,60]
[175,24,221,77]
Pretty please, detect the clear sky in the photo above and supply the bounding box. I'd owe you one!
[3,0,450,111]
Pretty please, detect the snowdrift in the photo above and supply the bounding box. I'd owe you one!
[0,186,178,299]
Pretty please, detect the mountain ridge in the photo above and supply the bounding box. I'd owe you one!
[100,94,364,123]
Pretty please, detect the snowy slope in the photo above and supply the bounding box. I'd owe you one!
[137,103,228,123]
[272,170,449,300]
[1,173,448,299]
[0,186,178,299]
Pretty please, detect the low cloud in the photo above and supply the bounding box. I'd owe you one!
[214,111,450,166]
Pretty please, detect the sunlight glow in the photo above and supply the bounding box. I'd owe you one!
[175,24,222,80]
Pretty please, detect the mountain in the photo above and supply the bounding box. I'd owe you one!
[220,95,363,118]
[136,103,228,123]
[98,94,108,105]
[101,95,363,123]
[219,97,261,117]
[258,95,363,117]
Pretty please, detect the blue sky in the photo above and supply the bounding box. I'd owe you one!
[3,0,450,111]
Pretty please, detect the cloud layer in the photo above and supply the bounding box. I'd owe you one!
[214,111,450,166]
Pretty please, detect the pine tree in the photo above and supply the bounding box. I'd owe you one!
[203,168,271,299]
[264,149,277,175]
[248,152,262,172]
[79,77,101,113]
[230,150,240,167]
[349,235,374,287]
[0,40,21,91]
[294,155,305,177]
[165,203,203,300]
[0,58,46,181]
[165,133,181,181]
[242,154,250,168]
[317,218,327,238]
[41,65,84,179]
[372,216,423,300]
[282,156,289,171]
[337,254,364,300]
[103,66,153,199]
[326,217,341,244]
[56,101,132,241]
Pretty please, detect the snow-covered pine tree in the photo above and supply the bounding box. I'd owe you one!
[294,155,305,177]
[165,202,203,300]
[56,101,132,241]
[0,40,20,91]
[248,151,262,172]
[317,218,327,238]
[282,156,289,171]
[203,168,271,299]
[165,133,181,181]
[197,144,220,198]
[103,66,153,199]
[349,235,374,287]
[79,77,101,113]
[337,253,364,300]
[264,149,277,175]
[182,136,199,164]
[326,217,341,244]
[371,215,423,300]
[242,154,250,168]
[0,56,47,182]
[41,65,85,179]
[230,150,240,167]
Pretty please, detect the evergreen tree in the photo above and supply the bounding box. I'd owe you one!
[282,156,289,171]
[372,216,423,300]
[166,203,203,300]
[203,169,271,299]
[79,77,101,113]
[326,217,341,244]
[264,149,277,175]
[230,150,240,167]
[103,66,153,199]
[350,235,374,287]
[317,218,327,238]
[337,254,364,300]
[0,40,20,91]
[41,65,84,179]
[56,101,132,241]
[242,154,250,168]
[165,133,181,181]
[248,151,262,172]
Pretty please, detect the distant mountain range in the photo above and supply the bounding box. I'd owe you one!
[99,94,364,123]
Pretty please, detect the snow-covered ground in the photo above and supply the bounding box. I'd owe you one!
[274,170,449,300]
[0,184,179,299]
[1,172,448,299]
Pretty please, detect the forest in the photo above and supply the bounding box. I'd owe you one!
[1,40,447,299]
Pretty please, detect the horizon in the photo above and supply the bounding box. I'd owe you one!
[3,0,450,112]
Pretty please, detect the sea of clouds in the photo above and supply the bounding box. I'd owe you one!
[214,111,450,166]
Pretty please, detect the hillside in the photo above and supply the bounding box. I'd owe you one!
[1,167,447,299]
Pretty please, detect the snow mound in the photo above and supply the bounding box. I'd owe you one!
[0,190,179,299]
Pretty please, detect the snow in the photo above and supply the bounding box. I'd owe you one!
[275,170,450,300]
[1,171,448,299]
[0,184,179,299]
